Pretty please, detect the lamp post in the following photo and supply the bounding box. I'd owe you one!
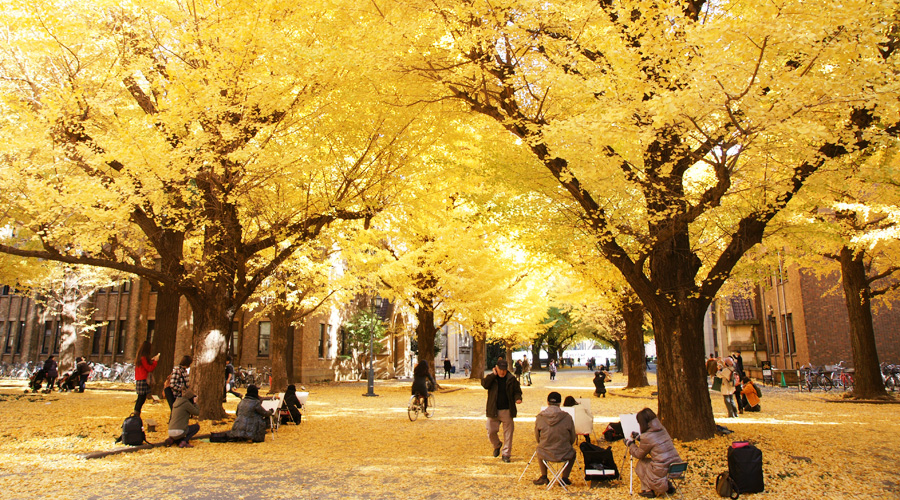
[363,296,379,397]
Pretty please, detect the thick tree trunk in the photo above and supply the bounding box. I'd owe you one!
[58,285,79,373]
[470,334,486,380]
[531,340,542,370]
[286,324,295,386]
[649,304,715,441]
[189,301,231,420]
[149,284,180,397]
[269,303,292,393]
[622,300,649,388]
[415,302,438,381]
[839,246,888,399]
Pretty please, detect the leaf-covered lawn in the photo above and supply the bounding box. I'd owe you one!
[0,369,897,499]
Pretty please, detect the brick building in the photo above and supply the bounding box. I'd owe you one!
[0,280,413,383]
[705,265,900,374]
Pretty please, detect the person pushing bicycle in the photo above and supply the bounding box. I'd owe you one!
[412,360,435,413]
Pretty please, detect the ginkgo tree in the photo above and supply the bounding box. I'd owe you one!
[0,0,437,417]
[374,0,900,440]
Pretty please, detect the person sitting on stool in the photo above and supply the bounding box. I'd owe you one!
[532,391,576,486]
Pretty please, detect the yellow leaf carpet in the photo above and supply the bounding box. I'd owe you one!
[0,369,896,499]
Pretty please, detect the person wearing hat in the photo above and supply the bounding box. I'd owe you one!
[481,359,523,462]
[227,384,273,443]
[166,388,200,448]
[532,391,576,485]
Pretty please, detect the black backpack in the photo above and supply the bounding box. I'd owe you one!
[116,414,147,446]
[580,441,620,483]
[728,442,764,493]
[603,422,624,442]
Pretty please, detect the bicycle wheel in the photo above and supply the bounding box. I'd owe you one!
[424,394,435,418]
[407,396,419,421]
[817,374,833,391]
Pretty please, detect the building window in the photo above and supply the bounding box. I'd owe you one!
[147,320,155,343]
[231,321,241,357]
[258,321,270,357]
[41,321,53,355]
[3,322,13,354]
[339,327,349,356]
[14,321,24,355]
[121,280,131,293]
[318,323,326,358]
[92,322,102,355]
[52,322,61,354]
[104,321,115,354]
[1,285,9,295]
[783,313,796,354]
[116,320,126,355]
[768,316,779,355]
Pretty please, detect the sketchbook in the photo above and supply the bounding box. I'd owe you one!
[619,413,640,440]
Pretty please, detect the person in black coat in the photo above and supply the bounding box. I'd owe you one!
[593,370,610,398]
[42,355,58,392]
[227,385,272,443]
[412,360,436,413]
[281,384,303,424]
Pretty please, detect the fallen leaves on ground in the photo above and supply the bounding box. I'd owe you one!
[0,369,897,499]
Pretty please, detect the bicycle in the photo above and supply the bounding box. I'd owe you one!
[407,392,435,421]
[798,364,832,392]
[830,361,854,391]
[881,363,899,392]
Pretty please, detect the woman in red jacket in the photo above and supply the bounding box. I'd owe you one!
[134,341,160,415]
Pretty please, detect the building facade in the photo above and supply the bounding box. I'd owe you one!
[0,280,414,383]
[705,265,900,374]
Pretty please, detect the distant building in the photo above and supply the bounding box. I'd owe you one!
[705,265,900,373]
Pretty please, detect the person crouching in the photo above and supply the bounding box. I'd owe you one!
[532,391,576,486]
[166,389,200,448]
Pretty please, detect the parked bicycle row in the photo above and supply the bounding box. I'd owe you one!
[797,361,899,392]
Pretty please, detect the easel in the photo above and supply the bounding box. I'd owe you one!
[621,445,634,495]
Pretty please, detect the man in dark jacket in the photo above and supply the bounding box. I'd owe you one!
[532,391,576,485]
[481,359,522,462]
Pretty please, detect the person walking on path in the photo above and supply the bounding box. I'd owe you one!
[549,360,557,381]
[42,355,58,392]
[166,355,192,410]
[532,391,576,486]
[133,341,159,415]
[463,360,471,377]
[521,358,532,386]
[514,359,523,382]
[625,408,683,498]
[482,359,522,463]
[166,389,200,448]
[75,357,91,392]
[716,357,739,418]
[443,358,453,380]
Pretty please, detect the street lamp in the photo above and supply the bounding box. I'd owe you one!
[363,296,381,397]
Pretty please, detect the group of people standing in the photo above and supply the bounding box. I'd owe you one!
[707,352,761,417]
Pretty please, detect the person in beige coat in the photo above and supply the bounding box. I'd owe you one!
[532,391,576,486]
[716,357,739,418]
[626,408,683,498]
